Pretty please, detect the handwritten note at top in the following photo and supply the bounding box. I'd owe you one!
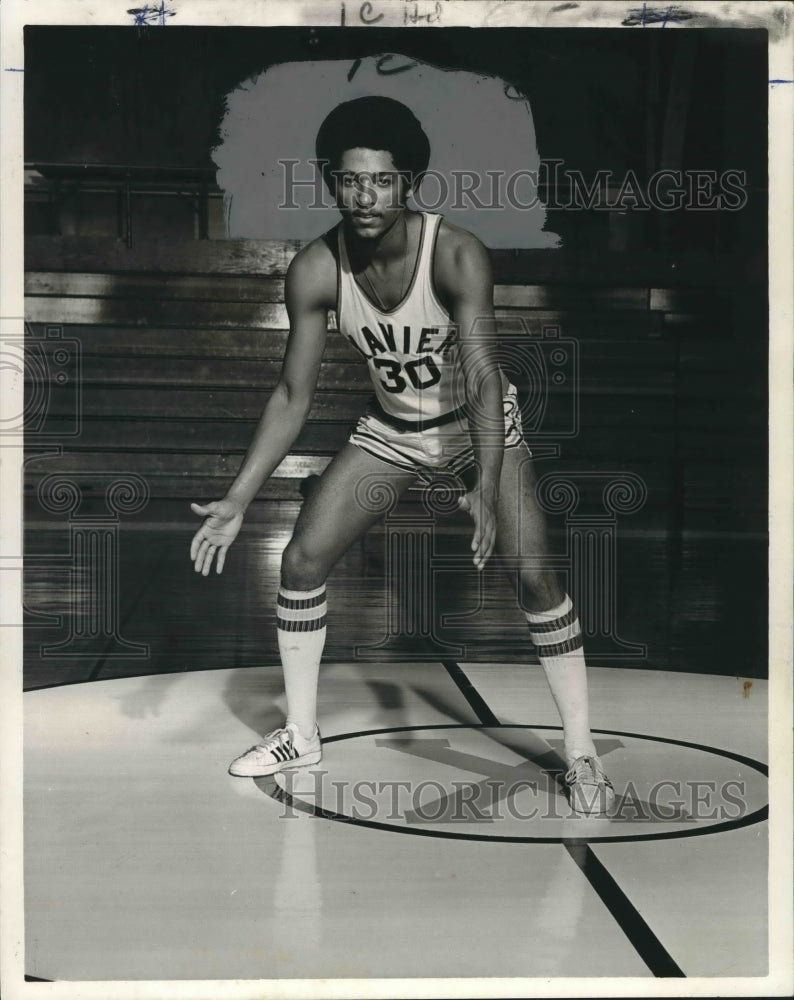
[340,2,443,27]
[127,1,176,27]
[621,4,693,27]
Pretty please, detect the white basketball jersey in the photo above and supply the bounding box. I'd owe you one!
[336,212,463,423]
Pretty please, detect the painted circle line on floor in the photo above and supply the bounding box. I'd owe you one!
[259,724,768,844]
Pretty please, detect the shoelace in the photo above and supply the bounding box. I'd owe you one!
[248,727,293,755]
[565,755,610,786]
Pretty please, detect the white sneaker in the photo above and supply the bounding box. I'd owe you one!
[228,722,322,777]
[564,755,616,815]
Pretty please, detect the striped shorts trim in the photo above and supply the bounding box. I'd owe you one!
[349,382,528,478]
[347,428,421,474]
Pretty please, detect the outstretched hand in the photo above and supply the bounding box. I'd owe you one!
[189,498,244,576]
[458,485,498,571]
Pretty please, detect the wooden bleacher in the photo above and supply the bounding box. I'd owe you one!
[24,236,765,534]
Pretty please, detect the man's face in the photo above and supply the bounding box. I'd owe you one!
[334,147,411,239]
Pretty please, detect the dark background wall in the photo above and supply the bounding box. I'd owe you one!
[24,26,767,251]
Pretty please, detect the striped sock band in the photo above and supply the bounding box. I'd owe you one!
[525,593,583,656]
[276,584,327,633]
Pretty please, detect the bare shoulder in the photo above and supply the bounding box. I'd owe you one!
[285,232,338,311]
[433,217,493,300]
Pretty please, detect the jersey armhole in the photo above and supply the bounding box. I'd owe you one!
[319,225,341,319]
[429,215,453,317]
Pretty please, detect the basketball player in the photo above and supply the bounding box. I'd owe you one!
[190,97,615,815]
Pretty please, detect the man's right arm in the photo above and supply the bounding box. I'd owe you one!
[223,243,332,513]
[190,241,334,575]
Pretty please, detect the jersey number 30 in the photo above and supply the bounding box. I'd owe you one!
[372,356,442,394]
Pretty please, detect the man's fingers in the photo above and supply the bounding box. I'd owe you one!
[474,528,488,569]
[191,535,203,566]
[190,529,207,562]
[190,501,217,563]
[194,537,211,572]
[480,525,496,566]
[200,544,216,577]
[467,497,482,557]
[460,491,496,568]
[473,516,495,571]
[191,535,225,576]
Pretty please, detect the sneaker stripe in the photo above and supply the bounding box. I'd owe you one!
[229,725,322,777]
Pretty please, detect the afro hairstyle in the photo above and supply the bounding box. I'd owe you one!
[315,96,431,193]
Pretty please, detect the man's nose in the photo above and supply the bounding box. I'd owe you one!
[354,178,376,208]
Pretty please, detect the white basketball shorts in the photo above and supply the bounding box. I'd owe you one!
[349,382,528,481]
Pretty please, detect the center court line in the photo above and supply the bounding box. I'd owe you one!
[441,660,500,726]
[563,839,685,977]
[441,660,686,978]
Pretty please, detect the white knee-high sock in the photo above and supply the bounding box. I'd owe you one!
[525,594,597,765]
[276,585,327,741]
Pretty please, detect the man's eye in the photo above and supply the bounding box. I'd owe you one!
[376,176,392,187]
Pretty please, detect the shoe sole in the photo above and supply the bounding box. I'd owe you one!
[228,748,322,778]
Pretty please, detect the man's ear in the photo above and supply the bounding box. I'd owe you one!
[404,170,424,204]
[326,167,341,199]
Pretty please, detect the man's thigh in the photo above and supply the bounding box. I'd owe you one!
[289,442,419,565]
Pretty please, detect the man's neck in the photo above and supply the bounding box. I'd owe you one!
[344,209,411,268]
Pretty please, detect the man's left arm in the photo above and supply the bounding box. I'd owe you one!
[445,236,504,570]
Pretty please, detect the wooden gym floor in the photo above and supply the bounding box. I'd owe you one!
[22,500,769,983]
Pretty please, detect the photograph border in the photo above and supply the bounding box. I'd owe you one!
[2,2,792,998]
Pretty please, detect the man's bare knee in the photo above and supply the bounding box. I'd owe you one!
[280,539,328,591]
